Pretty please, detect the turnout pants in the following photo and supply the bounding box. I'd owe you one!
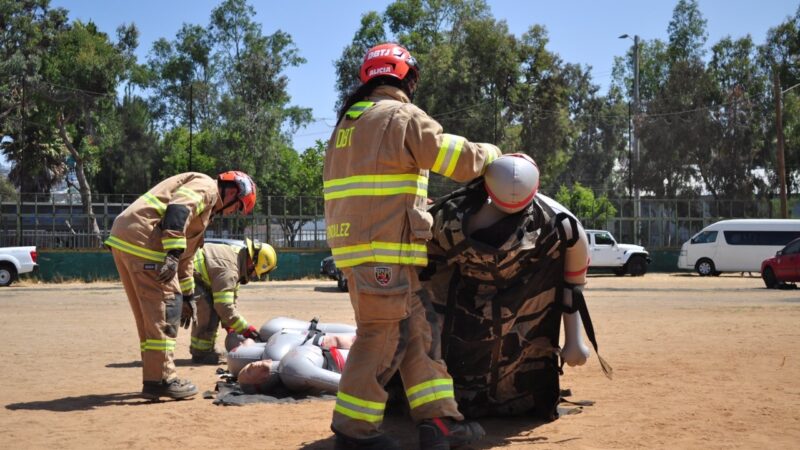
[332,264,463,439]
[190,284,220,356]
[112,249,182,383]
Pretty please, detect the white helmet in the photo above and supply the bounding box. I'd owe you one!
[484,153,540,214]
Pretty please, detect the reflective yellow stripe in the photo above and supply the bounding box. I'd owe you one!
[484,148,499,169]
[105,236,166,262]
[213,291,235,304]
[230,317,247,333]
[194,250,211,286]
[345,101,375,119]
[190,337,215,351]
[323,174,428,200]
[162,237,187,250]
[334,391,385,423]
[176,187,205,215]
[331,241,428,268]
[431,134,465,177]
[405,378,455,409]
[140,192,166,216]
[140,339,176,351]
[179,277,195,293]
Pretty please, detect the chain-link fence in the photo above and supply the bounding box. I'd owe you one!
[0,192,788,250]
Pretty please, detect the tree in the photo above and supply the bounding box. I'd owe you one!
[43,20,126,245]
[554,182,617,229]
[0,0,70,192]
[262,140,325,246]
[209,0,311,183]
[333,12,387,112]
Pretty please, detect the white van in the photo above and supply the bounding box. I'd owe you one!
[677,219,800,276]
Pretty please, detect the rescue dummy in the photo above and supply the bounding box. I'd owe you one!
[106,170,256,400]
[324,42,501,449]
[226,317,356,395]
[189,239,277,364]
[422,153,612,419]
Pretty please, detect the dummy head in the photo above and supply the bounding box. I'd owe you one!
[484,153,540,214]
[238,360,280,394]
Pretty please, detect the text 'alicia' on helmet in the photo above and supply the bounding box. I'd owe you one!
[360,42,419,84]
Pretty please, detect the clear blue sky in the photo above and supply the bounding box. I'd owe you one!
[44,0,800,153]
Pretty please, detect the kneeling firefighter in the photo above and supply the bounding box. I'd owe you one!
[422,153,612,419]
[188,239,277,364]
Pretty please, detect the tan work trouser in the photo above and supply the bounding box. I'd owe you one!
[112,249,182,383]
[190,284,220,356]
[332,264,463,440]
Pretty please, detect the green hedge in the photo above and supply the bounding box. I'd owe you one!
[29,248,686,283]
[31,249,332,282]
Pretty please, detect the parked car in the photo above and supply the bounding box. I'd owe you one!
[678,219,800,276]
[585,230,650,276]
[320,256,348,291]
[0,246,38,287]
[760,237,800,288]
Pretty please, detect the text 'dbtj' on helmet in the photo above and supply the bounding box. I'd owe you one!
[246,238,277,278]
[360,43,419,84]
[218,171,257,214]
[484,153,540,214]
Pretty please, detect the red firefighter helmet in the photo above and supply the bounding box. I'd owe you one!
[217,171,257,214]
[360,43,419,84]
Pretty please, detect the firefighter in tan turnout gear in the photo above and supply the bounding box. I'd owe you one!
[324,42,500,450]
[189,239,277,364]
[106,171,256,400]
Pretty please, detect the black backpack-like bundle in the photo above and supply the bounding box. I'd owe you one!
[421,180,591,420]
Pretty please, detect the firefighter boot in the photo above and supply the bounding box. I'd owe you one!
[332,427,401,450]
[141,378,198,400]
[191,351,223,365]
[418,417,486,449]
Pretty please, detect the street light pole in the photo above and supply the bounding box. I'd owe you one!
[775,78,800,218]
[620,34,641,243]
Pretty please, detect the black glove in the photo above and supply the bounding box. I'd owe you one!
[180,294,197,329]
[156,250,181,284]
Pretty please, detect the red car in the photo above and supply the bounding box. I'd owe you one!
[761,237,800,288]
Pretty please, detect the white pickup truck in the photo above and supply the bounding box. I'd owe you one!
[585,230,650,276]
[0,246,38,286]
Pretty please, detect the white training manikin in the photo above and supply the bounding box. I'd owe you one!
[226,317,356,394]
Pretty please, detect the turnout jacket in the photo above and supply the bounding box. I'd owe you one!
[323,85,501,268]
[106,172,222,293]
[193,243,251,333]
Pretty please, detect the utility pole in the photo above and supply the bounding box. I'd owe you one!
[620,34,641,243]
[773,75,800,218]
[188,82,193,172]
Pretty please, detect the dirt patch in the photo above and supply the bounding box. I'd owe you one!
[1,273,798,449]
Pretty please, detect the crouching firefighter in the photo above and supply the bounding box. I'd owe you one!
[188,239,277,364]
[421,153,613,420]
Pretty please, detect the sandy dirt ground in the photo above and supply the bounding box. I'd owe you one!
[1,273,799,449]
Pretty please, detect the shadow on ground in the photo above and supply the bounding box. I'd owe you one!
[5,392,171,412]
